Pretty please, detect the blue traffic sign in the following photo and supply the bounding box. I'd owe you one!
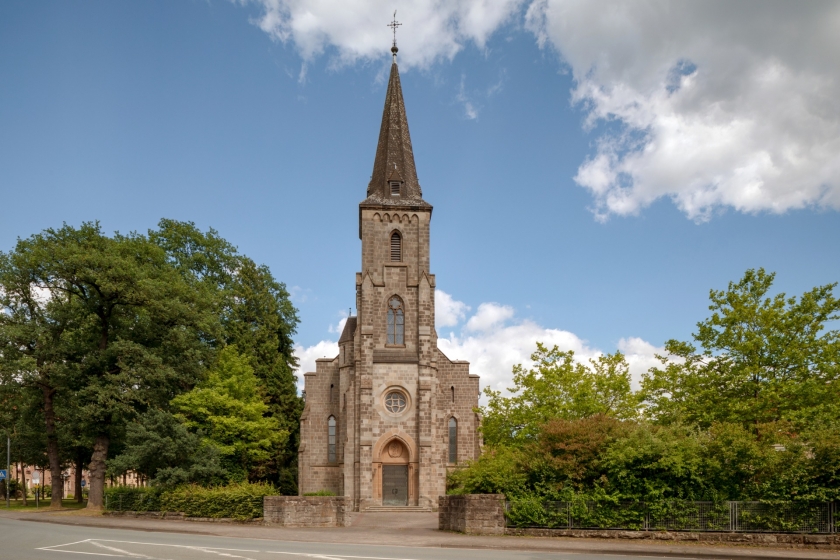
[81,480,86,487]
[0,470,6,481]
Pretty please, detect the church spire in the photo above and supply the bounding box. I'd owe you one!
[362,25,429,208]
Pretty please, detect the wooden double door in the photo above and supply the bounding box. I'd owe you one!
[382,465,408,506]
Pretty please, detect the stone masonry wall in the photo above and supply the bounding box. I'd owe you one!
[438,494,506,535]
[264,496,350,527]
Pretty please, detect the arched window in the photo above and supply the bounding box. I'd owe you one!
[387,296,404,345]
[328,416,336,463]
[448,417,458,464]
[390,231,401,262]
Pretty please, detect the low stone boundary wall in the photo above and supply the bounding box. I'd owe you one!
[506,528,840,548]
[439,494,506,535]
[263,496,350,527]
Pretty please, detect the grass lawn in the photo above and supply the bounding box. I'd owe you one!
[1,499,87,510]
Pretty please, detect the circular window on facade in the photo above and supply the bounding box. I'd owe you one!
[384,391,407,414]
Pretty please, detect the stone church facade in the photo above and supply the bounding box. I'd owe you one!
[298,51,481,511]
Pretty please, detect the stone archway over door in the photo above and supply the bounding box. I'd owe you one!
[381,439,409,506]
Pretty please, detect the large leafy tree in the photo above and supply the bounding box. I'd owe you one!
[150,220,301,487]
[481,344,639,447]
[642,268,840,429]
[171,346,288,481]
[0,236,86,506]
[2,223,214,509]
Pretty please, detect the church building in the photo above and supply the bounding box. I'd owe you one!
[298,44,481,511]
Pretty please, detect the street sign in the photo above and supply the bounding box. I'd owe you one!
[81,480,86,487]
[31,471,40,484]
[0,470,6,480]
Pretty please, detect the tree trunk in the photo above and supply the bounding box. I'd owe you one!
[41,384,64,507]
[74,458,83,503]
[86,435,109,510]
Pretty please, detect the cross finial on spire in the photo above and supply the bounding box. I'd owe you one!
[388,11,402,62]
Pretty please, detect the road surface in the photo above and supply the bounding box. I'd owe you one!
[0,516,687,560]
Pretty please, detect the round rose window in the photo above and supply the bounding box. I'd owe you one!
[384,391,407,414]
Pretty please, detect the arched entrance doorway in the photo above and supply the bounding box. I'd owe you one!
[381,439,409,506]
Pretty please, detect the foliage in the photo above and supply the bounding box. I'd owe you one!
[104,482,277,520]
[150,220,301,487]
[480,345,638,447]
[171,346,289,482]
[642,268,840,429]
[303,490,337,496]
[107,408,226,486]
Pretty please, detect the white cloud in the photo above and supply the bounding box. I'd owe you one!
[526,1,840,221]
[435,289,470,328]
[327,310,349,334]
[293,339,339,392]
[617,336,664,390]
[456,74,479,120]
[464,302,514,332]
[243,0,524,69]
[293,291,662,400]
[241,1,840,221]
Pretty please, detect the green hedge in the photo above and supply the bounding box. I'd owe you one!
[104,482,277,520]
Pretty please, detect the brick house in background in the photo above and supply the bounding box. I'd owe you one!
[298,47,481,512]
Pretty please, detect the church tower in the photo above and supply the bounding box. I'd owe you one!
[298,42,480,511]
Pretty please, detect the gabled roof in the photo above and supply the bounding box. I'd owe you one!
[338,316,357,344]
[361,61,431,209]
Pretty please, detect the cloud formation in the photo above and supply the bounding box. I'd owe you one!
[293,290,661,397]
[242,0,840,221]
[527,1,840,221]
[245,0,524,69]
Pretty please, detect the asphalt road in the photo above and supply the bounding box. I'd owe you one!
[0,517,690,560]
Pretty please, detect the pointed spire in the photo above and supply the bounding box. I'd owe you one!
[362,56,430,208]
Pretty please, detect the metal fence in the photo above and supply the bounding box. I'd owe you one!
[505,500,837,533]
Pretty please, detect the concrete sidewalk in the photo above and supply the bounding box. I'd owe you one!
[1,508,839,560]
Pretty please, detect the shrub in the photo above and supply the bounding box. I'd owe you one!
[104,482,277,520]
[303,490,336,496]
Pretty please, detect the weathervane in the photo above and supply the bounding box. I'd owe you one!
[388,11,402,62]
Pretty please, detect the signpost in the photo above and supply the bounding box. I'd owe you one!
[5,435,8,508]
[32,471,40,508]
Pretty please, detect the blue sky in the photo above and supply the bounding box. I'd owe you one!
[2,1,839,392]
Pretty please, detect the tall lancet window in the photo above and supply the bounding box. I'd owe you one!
[448,417,458,464]
[390,231,401,261]
[387,296,404,345]
[328,416,337,463]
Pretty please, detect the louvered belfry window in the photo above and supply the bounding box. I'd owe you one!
[390,231,401,262]
[390,181,401,195]
[387,296,404,345]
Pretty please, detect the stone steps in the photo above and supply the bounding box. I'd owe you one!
[364,506,432,513]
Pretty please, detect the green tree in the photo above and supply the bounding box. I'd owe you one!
[171,346,289,481]
[107,408,225,486]
[2,222,214,509]
[150,220,301,487]
[481,344,639,446]
[642,268,840,429]
[0,250,78,506]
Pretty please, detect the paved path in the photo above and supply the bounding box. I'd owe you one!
[1,509,839,560]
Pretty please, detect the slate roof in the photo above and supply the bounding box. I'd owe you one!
[361,61,431,210]
[338,316,357,344]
